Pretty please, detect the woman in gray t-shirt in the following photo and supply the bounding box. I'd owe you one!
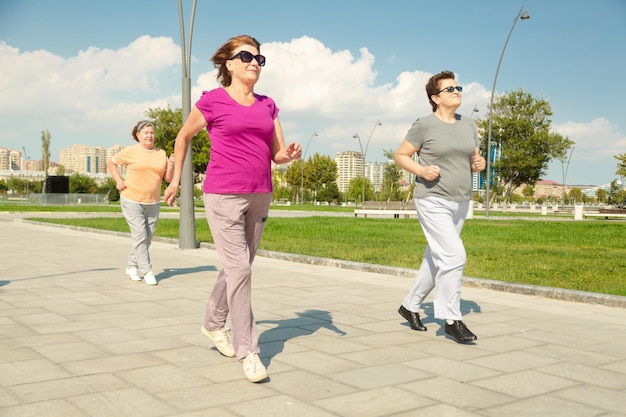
[395,70,486,343]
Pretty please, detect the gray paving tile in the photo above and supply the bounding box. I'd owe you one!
[1,217,626,417]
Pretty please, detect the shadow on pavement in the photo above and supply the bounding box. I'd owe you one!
[258,309,346,366]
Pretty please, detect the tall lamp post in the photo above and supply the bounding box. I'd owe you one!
[177,0,198,249]
[300,132,317,205]
[485,6,530,217]
[561,146,575,205]
[353,120,382,208]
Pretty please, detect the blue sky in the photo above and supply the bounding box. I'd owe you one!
[1,0,625,186]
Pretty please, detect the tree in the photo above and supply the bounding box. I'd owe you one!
[69,173,98,194]
[316,181,341,204]
[596,188,607,204]
[522,185,535,202]
[41,129,51,179]
[382,148,402,201]
[308,153,337,196]
[569,188,583,204]
[101,177,120,202]
[348,176,373,203]
[285,153,338,203]
[614,153,626,190]
[146,105,211,183]
[476,88,574,203]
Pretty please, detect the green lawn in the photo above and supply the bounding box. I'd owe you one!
[22,211,626,297]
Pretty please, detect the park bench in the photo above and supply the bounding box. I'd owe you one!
[354,201,416,218]
[583,208,626,220]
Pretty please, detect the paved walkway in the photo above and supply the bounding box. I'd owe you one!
[1,215,626,417]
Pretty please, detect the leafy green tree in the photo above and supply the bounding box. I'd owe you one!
[284,159,304,188]
[146,106,211,183]
[348,176,373,203]
[596,188,607,204]
[0,179,7,193]
[614,153,626,190]
[569,188,583,204]
[285,153,338,202]
[41,129,51,179]
[7,177,26,194]
[382,149,402,201]
[522,185,535,202]
[316,181,340,204]
[56,165,66,176]
[608,180,621,205]
[100,177,120,202]
[307,153,338,196]
[69,173,98,194]
[476,88,574,203]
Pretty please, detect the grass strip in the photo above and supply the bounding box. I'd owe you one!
[28,215,626,297]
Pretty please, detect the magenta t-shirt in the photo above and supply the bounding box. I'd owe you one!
[196,88,279,194]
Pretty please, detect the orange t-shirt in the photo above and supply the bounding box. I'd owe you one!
[112,144,167,203]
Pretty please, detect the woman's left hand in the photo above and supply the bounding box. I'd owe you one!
[471,150,486,172]
[286,142,302,160]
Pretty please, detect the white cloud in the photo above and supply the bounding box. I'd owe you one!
[2,33,621,183]
[554,118,626,160]
[0,36,180,149]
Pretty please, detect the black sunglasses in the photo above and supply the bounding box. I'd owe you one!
[230,50,266,67]
[437,86,463,94]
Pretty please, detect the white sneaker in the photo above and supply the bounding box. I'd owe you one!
[125,267,141,282]
[241,352,268,383]
[143,271,157,286]
[201,326,235,357]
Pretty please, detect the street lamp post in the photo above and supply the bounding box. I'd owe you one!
[177,0,198,249]
[485,6,530,217]
[300,132,317,205]
[470,105,479,119]
[353,120,382,208]
[561,146,575,205]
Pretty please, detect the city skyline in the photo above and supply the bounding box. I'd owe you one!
[1,0,625,186]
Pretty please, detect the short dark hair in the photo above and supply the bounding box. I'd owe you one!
[426,71,455,112]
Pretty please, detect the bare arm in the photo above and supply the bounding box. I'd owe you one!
[164,153,175,183]
[394,139,440,181]
[271,116,301,164]
[106,158,127,191]
[163,107,207,205]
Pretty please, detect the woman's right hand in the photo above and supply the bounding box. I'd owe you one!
[419,165,441,181]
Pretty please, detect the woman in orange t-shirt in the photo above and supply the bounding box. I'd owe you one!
[107,120,174,285]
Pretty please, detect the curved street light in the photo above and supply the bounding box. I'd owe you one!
[485,6,530,217]
[301,132,317,204]
[353,120,382,208]
[470,105,479,119]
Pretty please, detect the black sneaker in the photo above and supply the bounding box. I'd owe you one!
[444,320,477,343]
[398,305,427,331]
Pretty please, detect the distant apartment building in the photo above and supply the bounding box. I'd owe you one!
[58,144,125,176]
[59,145,108,174]
[335,151,363,193]
[0,147,22,171]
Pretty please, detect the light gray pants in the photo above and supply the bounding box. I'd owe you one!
[402,197,469,321]
[203,193,272,360]
[120,198,160,275]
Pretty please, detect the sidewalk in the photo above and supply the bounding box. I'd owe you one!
[1,216,625,417]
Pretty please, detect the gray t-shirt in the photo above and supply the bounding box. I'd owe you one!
[405,113,478,201]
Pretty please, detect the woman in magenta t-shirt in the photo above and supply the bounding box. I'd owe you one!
[164,35,301,383]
